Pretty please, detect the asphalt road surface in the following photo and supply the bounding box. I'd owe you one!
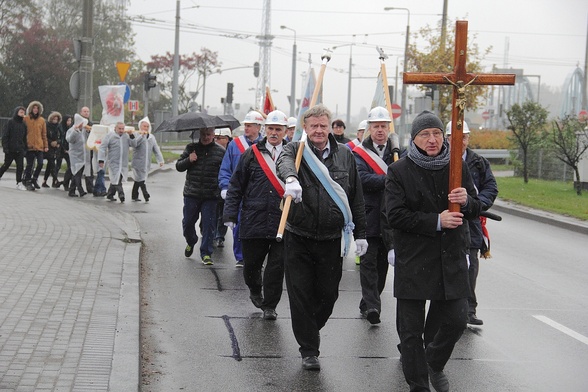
[137,169,588,392]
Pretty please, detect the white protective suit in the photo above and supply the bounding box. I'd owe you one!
[65,114,89,175]
[98,130,143,185]
[131,117,164,182]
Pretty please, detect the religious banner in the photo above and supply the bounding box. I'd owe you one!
[98,85,126,125]
[371,71,387,109]
[263,86,275,115]
[86,124,109,151]
[292,67,323,142]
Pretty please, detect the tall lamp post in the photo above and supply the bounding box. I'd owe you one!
[280,25,297,117]
[384,7,410,140]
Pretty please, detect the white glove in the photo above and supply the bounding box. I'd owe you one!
[221,189,228,200]
[387,249,395,266]
[355,239,368,257]
[284,179,302,203]
[224,222,235,229]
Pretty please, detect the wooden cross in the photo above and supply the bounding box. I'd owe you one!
[404,20,515,212]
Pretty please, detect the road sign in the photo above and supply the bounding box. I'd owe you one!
[391,103,402,119]
[128,100,139,112]
[116,61,131,82]
[482,111,490,120]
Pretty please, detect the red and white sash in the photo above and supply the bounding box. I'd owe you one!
[233,135,249,154]
[353,144,388,175]
[251,144,285,198]
[346,138,360,150]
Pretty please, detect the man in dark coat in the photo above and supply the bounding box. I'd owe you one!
[352,106,398,325]
[446,121,498,326]
[0,106,28,189]
[385,111,481,392]
[176,127,225,265]
[223,110,289,321]
[276,104,368,371]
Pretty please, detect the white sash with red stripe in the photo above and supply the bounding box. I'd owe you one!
[251,144,285,198]
[346,138,360,150]
[353,144,388,175]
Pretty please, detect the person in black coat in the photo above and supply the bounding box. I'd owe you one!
[56,115,72,190]
[42,111,62,187]
[223,110,289,321]
[352,106,398,325]
[385,111,482,392]
[446,121,498,326]
[176,127,225,265]
[0,106,28,189]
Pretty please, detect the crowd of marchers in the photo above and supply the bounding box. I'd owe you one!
[175,104,498,391]
[1,101,164,201]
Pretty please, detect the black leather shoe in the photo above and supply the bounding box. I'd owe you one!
[302,356,320,371]
[366,309,381,325]
[107,195,117,201]
[263,309,277,320]
[249,293,263,309]
[468,315,484,325]
[428,365,449,392]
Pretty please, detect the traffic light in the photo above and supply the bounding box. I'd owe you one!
[253,62,260,78]
[226,82,234,104]
[144,71,156,92]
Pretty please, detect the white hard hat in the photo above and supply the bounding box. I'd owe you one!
[243,110,265,125]
[287,117,297,128]
[367,106,392,123]
[445,120,470,135]
[215,127,232,137]
[358,120,368,131]
[264,110,289,126]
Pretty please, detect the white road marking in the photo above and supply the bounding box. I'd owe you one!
[533,315,588,345]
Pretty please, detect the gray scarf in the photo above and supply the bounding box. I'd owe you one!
[407,139,450,170]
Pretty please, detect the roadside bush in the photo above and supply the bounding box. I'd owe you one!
[469,129,514,149]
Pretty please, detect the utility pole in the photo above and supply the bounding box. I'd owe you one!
[171,0,180,116]
[79,0,94,115]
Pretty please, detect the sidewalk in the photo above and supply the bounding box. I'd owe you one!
[0,174,141,391]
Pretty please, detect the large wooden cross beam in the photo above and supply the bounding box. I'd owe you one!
[404,20,515,212]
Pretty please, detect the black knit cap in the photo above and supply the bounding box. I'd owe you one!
[411,110,444,139]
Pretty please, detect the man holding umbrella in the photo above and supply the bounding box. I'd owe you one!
[176,127,226,265]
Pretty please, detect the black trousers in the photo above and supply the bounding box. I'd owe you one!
[241,238,285,310]
[43,154,57,182]
[359,237,389,313]
[284,231,342,358]
[0,150,24,183]
[107,174,125,199]
[396,298,467,391]
[131,180,149,200]
[24,150,44,183]
[69,167,85,196]
[468,248,480,315]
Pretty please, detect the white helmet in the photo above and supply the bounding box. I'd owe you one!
[358,120,368,131]
[265,110,289,126]
[215,127,232,137]
[243,110,265,125]
[445,120,470,135]
[287,117,297,128]
[367,106,392,123]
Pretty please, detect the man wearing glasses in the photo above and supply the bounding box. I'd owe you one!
[385,111,481,392]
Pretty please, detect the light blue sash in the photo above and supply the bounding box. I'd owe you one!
[302,143,354,257]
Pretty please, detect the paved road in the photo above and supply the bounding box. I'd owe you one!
[1,166,587,391]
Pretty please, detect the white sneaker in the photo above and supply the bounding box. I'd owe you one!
[16,182,26,190]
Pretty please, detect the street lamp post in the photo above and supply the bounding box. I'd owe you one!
[384,7,410,141]
[280,25,297,117]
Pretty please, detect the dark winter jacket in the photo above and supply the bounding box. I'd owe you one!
[353,135,396,238]
[334,133,351,144]
[45,112,62,159]
[1,107,28,154]
[385,155,481,300]
[58,115,72,153]
[465,148,498,249]
[176,141,225,200]
[223,138,286,239]
[276,133,366,241]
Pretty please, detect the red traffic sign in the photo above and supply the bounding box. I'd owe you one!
[579,110,588,121]
[127,100,139,112]
[391,103,402,119]
[482,111,490,120]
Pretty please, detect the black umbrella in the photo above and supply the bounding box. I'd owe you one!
[216,114,241,130]
[155,111,227,133]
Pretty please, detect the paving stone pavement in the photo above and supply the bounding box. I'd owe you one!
[0,183,140,391]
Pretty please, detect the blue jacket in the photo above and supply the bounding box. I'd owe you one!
[218,134,262,191]
[465,148,498,249]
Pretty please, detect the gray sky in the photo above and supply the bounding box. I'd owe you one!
[127,0,588,121]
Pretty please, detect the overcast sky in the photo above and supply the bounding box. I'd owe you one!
[126,0,588,121]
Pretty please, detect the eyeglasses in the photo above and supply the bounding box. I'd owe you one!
[416,130,444,139]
